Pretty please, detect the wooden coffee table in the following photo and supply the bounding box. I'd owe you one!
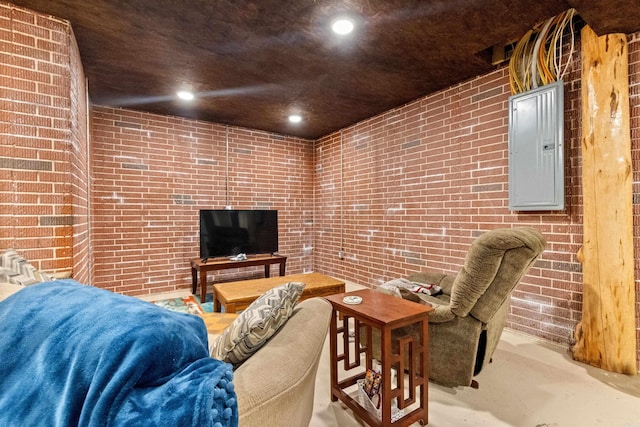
[213,272,345,313]
[199,312,239,335]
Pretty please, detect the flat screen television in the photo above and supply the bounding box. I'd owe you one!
[199,209,278,260]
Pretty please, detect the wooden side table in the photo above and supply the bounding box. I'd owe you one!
[325,289,432,427]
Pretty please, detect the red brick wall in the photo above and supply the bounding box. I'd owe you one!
[0,2,88,277]
[90,107,314,296]
[3,2,638,367]
[68,21,90,284]
[314,33,640,367]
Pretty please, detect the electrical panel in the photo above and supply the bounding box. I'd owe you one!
[508,80,564,211]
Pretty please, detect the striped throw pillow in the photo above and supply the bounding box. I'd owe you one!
[0,249,53,286]
[211,281,305,366]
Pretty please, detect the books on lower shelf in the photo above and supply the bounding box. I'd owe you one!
[357,368,404,422]
[362,368,382,408]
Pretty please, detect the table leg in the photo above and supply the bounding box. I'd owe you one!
[200,270,207,304]
[214,294,221,313]
[381,326,393,427]
[264,264,270,278]
[420,317,429,425]
[191,267,197,294]
[279,260,286,276]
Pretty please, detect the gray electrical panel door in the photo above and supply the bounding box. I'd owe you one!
[508,80,564,211]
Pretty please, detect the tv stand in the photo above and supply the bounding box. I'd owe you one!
[191,254,287,303]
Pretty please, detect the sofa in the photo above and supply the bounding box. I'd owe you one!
[0,280,239,426]
[214,297,332,426]
[0,280,332,426]
[0,281,22,301]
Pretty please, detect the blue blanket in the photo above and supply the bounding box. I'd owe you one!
[0,280,237,427]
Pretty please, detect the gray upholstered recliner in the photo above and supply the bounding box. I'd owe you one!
[374,227,546,388]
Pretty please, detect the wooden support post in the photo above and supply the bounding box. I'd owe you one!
[572,25,637,375]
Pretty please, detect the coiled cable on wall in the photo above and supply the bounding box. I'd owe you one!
[509,8,576,94]
[530,16,554,89]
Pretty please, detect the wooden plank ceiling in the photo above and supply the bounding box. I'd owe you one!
[9,0,640,139]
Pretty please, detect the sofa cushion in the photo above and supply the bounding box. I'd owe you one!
[0,249,53,286]
[211,281,305,366]
[0,281,24,302]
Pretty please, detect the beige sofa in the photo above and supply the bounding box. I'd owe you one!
[238,298,331,426]
[203,297,332,427]
[1,283,333,426]
[0,282,23,301]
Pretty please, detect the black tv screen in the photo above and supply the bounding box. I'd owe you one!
[199,209,278,259]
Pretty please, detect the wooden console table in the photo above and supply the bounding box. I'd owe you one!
[190,254,287,303]
[325,289,431,427]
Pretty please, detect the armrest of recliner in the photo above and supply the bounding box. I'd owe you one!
[377,281,456,323]
[405,292,455,323]
[425,303,456,323]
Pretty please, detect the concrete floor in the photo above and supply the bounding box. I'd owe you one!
[311,328,640,427]
[144,284,640,427]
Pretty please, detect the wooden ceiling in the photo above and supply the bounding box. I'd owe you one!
[10,0,640,139]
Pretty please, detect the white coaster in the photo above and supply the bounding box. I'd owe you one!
[343,296,362,305]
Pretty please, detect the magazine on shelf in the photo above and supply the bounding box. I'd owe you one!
[362,368,382,409]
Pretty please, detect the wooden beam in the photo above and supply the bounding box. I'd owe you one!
[572,25,637,375]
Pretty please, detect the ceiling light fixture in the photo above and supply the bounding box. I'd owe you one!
[288,114,302,123]
[331,18,354,35]
[176,90,194,101]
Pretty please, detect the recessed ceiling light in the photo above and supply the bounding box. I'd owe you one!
[288,114,302,123]
[331,18,354,35]
[176,90,194,100]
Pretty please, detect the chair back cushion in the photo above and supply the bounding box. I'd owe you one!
[448,227,546,323]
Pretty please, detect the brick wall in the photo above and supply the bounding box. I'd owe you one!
[90,107,314,296]
[0,2,88,277]
[2,2,638,367]
[68,20,89,284]
[314,33,640,367]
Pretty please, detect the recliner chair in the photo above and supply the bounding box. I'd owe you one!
[373,227,546,388]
